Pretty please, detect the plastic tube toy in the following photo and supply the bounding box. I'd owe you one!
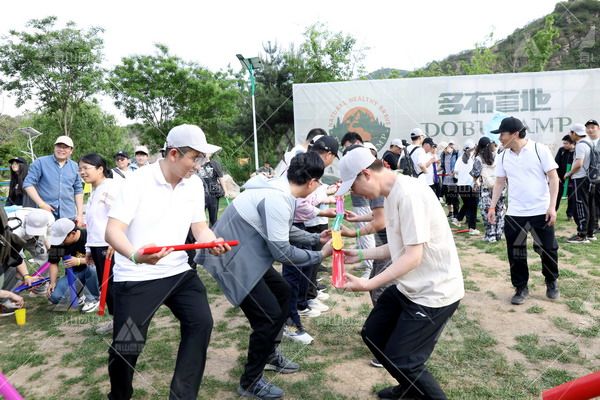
[32,261,50,277]
[331,196,346,288]
[0,371,24,400]
[98,252,112,316]
[140,240,239,255]
[13,277,50,293]
[541,371,600,400]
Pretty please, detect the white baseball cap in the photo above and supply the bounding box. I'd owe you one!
[390,138,404,148]
[437,141,449,150]
[166,124,221,154]
[363,142,378,154]
[336,147,376,196]
[463,139,475,149]
[410,128,424,138]
[48,218,75,246]
[54,135,74,148]
[570,123,586,136]
[24,210,53,236]
[134,145,149,155]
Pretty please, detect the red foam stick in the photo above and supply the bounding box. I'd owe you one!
[542,371,600,400]
[140,240,239,255]
[98,252,112,317]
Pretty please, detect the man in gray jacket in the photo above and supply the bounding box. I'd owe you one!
[198,152,332,400]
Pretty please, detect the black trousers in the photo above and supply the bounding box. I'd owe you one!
[362,286,459,400]
[442,185,460,217]
[457,186,479,229]
[90,246,114,315]
[282,223,311,329]
[239,267,291,389]
[305,224,327,301]
[504,214,559,289]
[555,180,575,218]
[572,177,594,236]
[108,270,213,400]
[205,195,220,227]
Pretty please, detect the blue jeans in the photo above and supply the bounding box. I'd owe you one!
[50,266,100,304]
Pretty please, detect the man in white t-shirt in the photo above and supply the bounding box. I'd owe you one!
[564,123,595,243]
[405,128,427,180]
[488,117,560,305]
[421,137,439,195]
[105,124,231,400]
[336,147,464,400]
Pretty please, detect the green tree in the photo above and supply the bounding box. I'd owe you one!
[524,15,560,72]
[108,44,239,151]
[25,101,129,165]
[0,16,104,136]
[461,33,497,75]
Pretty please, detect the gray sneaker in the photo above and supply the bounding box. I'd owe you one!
[238,377,284,399]
[546,281,560,300]
[264,350,299,374]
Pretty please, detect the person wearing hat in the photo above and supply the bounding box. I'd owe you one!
[488,116,560,305]
[112,150,134,180]
[406,128,427,178]
[46,218,100,311]
[565,123,597,243]
[382,139,403,170]
[130,145,150,171]
[471,137,505,242]
[7,207,55,268]
[440,141,460,221]
[198,152,332,399]
[421,137,441,196]
[23,136,84,223]
[7,157,32,206]
[335,146,464,400]
[105,124,230,400]
[197,152,227,227]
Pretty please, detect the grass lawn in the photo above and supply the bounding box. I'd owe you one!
[1,200,598,399]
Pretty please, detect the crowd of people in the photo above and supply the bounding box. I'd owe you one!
[1,115,598,400]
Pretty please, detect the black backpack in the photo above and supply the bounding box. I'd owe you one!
[581,140,600,184]
[401,147,422,177]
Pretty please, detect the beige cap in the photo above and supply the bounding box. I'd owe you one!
[54,136,74,148]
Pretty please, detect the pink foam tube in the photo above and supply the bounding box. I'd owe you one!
[541,371,600,400]
[335,196,344,215]
[331,250,346,288]
[0,372,24,400]
[141,240,239,255]
[32,261,50,277]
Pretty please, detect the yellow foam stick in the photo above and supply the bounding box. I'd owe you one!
[332,230,343,250]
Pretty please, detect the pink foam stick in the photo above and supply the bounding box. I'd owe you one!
[32,261,50,277]
[140,240,239,255]
[0,372,24,400]
[335,196,344,215]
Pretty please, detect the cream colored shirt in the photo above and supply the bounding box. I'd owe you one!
[385,175,465,308]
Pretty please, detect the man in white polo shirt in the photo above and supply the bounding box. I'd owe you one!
[488,117,560,305]
[105,124,230,400]
[337,147,464,400]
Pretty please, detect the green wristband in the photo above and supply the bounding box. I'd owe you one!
[358,249,364,262]
[130,251,138,264]
[356,228,361,239]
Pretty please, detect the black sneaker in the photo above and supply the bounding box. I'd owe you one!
[546,281,560,300]
[567,234,589,244]
[264,350,299,374]
[377,385,416,399]
[511,286,529,305]
[238,377,284,399]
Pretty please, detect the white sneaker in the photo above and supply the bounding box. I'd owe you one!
[78,295,86,307]
[316,291,330,301]
[82,300,99,313]
[307,299,329,313]
[450,218,462,227]
[284,328,314,345]
[298,307,321,318]
[95,320,114,335]
[485,237,496,243]
[468,229,480,235]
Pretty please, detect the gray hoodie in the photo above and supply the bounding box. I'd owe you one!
[196,175,322,306]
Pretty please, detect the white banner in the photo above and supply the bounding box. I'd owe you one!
[293,68,600,154]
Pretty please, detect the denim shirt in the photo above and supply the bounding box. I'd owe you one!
[23,155,83,219]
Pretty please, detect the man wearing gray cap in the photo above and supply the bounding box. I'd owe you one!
[105,124,230,400]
